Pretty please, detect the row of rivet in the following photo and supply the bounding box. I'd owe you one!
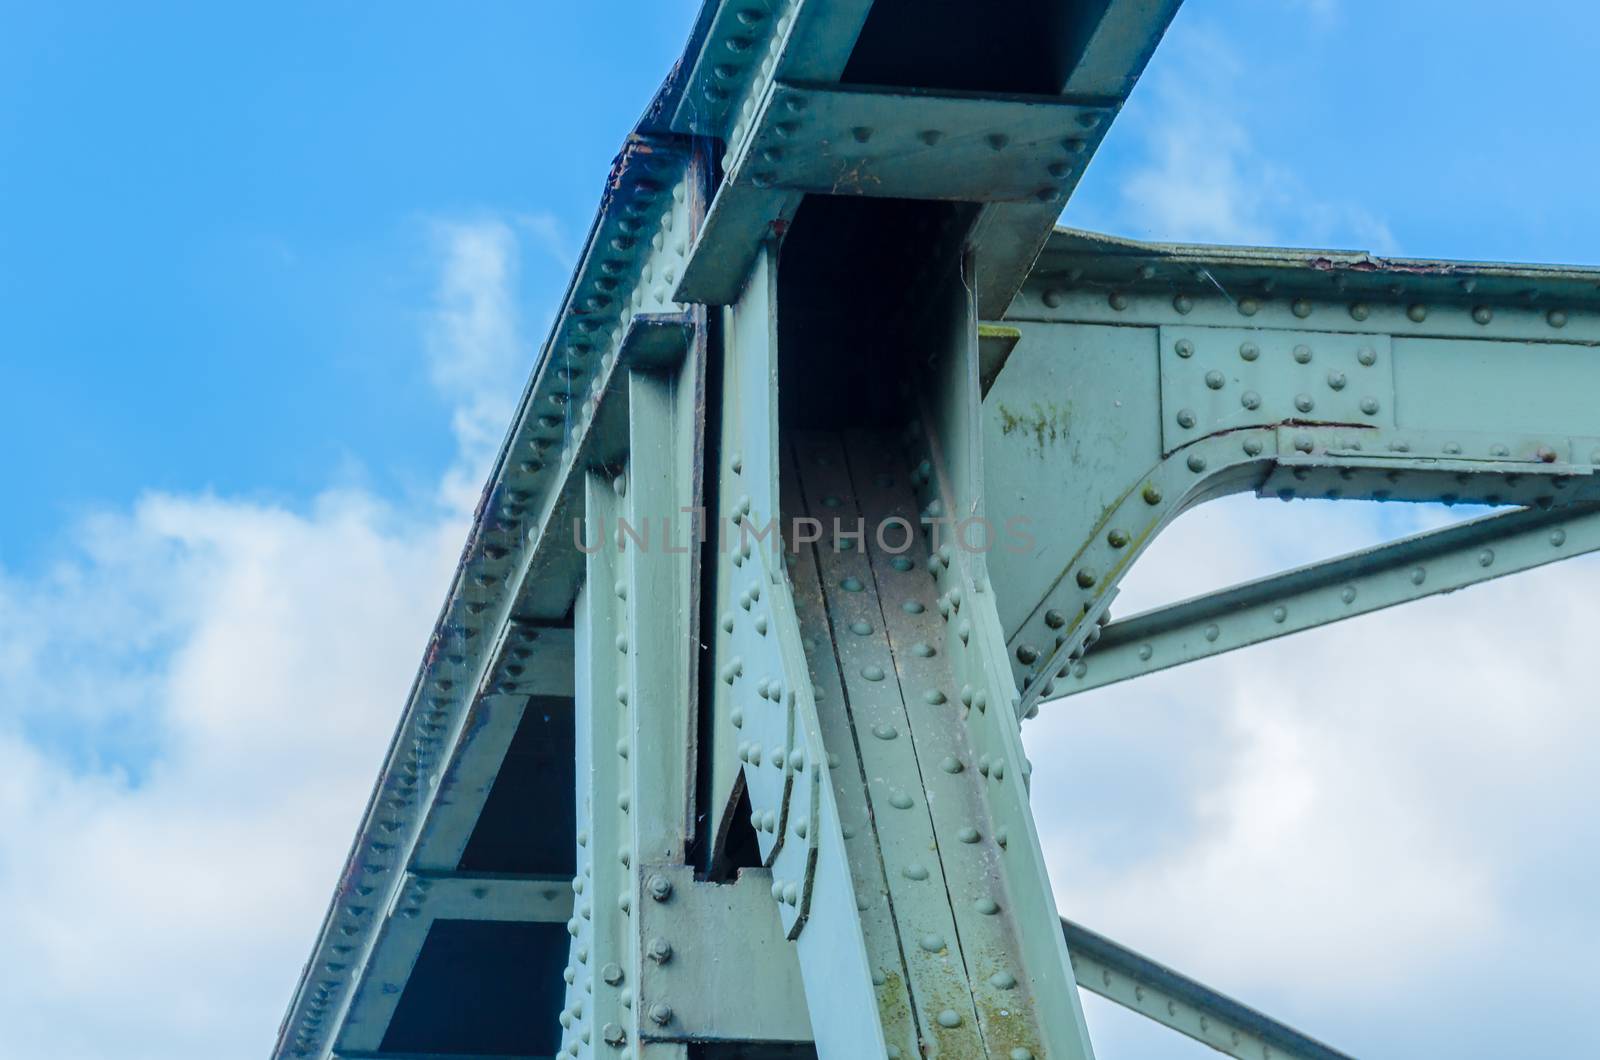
[801,438,1001,1058]
[1037,281,1577,330]
[895,428,1059,1059]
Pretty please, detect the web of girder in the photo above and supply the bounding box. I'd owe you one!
[273,2,1600,1059]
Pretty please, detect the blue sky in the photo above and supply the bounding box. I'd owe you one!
[2,2,1599,1057]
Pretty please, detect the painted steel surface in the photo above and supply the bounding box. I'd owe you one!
[276,2,1600,1058]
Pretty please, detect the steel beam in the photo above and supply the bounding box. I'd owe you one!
[1055,502,1600,696]
[1063,920,1352,1060]
[985,229,1600,710]
[283,4,1600,1058]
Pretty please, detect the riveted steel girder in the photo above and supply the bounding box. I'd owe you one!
[279,3,1600,1059]
[987,228,1600,712]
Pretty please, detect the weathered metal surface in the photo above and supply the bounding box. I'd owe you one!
[279,2,1600,1058]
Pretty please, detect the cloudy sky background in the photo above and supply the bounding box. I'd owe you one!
[1,2,1598,1056]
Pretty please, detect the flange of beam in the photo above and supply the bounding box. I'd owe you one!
[740,82,1112,202]
[679,82,1114,305]
[1054,502,1600,697]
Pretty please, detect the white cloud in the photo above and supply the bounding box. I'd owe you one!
[0,219,543,1058]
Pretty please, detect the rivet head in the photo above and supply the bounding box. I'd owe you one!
[1237,296,1259,316]
[937,1009,963,1028]
[1478,548,1495,568]
[890,791,913,810]
[1291,298,1312,318]
[903,863,930,881]
[1186,453,1207,473]
[1173,294,1194,314]
[1410,566,1427,586]
[1204,369,1225,389]
[1272,606,1288,623]
[1349,302,1369,321]
[1407,303,1428,322]
[1203,623,1220,641]
[940,755,963,774]
[1142,484,1163,505]
[1240,390,1261,410]
[990,971,1018,989]
[1016,644,1039,665]
[1044,608,1067,628]
[1341,585,1357,604]
[1075,569,1096,589]
[1108,292,1128,311]
[1293,344,1312,364]
[1548,309,1568,328]
[1472,305,1493,325]
[1357,346,1378,366]
[1137,643,1153,661]
[957,827,981,843]
[1243,437,1264,456]
[1293,434,1314,453]
[1551,529,1568,547]
[1175,338,1195,358]
[1176,408,1197,429]
[1327,369,1347,391]
[1239,341,1259,361]
[919,933,946,953]
[1294,394,1314,414]
[1359,396,1380,416]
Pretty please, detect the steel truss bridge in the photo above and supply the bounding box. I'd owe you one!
[274,2,1600,1058]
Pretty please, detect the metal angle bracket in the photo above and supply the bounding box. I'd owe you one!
[633,865,813,1044]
